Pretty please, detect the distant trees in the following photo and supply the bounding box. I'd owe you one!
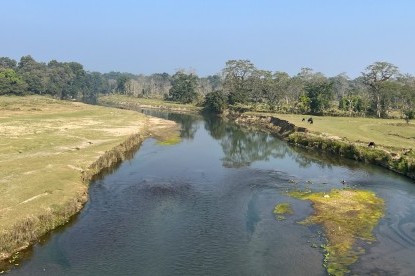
[1,55,414,119]
[305,80,333,114]
[167,71,198,104]
[0,55,108,104]
[362,61,400,118]
[223,59,256,104]
[0,68,27,95]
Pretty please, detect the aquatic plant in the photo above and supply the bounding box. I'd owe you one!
[272,202,293,220]
[290,189,384,275]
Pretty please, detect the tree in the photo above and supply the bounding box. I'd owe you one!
[305,80,333,114]
[168,71,198,103]
[268,71,290,110]
[0,68,27,95]
[396,75,415,122]
[0,57,17,70]
[222,60,256,104]
[116,75,129,94]
[362,61,399,118]
[46,60,74,98]
[330,73,350,100]
[204,90,228,113]
[17,55,48,94]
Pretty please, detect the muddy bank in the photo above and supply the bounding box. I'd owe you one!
[234,113,415,180]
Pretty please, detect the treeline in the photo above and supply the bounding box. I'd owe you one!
[0,56,107,104]
[0,55,221,104]
[1,56,414,119]
[203,60,415,119]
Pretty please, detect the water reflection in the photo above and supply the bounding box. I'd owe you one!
[5,110,415,276]
[142,109,199,140]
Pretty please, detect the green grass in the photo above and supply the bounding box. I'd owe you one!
[0,95,177,260]
[250,113,415,151]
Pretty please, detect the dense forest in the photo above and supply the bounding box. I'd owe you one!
[1,56,414,119]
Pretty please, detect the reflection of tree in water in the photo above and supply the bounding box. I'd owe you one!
[144,110,360,171]
[167,113,199,140]
[204,114,359,170]
[141,109,200,140]
[212,122,291,168]
[204,115,297,168]
[203,114,227,140]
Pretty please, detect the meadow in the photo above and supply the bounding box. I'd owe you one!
[248,112,415,151]
[0,95,177,259]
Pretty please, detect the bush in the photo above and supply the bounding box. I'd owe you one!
[203,90,228,113]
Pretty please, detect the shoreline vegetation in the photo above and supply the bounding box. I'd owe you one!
[98,95,396,275]
[2,94,413,272]
[234,113,415,180]
[0,95,178,263]
[102,94,415,181]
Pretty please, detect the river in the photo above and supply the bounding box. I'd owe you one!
[5,111,415,275]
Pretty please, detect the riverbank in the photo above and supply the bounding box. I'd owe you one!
[99,94,201,113]
[97,95,415,180]
[0,96,178,261]
[234,113,415,180]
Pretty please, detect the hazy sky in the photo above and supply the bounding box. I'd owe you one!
[2,0,414,77]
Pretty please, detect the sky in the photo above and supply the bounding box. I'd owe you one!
[2,0,414,77]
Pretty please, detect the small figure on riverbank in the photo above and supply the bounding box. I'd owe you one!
[307,117,313,124]
[368,141,376,148]
[302,118,305,121]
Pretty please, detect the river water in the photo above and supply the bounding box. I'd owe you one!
[6,112,415,275]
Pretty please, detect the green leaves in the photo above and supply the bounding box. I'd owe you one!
[168,71,198,104]
[0,68,27,95]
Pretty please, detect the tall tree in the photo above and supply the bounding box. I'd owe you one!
[17,55,48,94]
[222,60,256,104]
[168,71,198,103]
[362,61,399,117]
[305,80,333,114]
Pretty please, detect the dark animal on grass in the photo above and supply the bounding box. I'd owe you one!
[368,142,376,148]
[307,117,313,124]
[302,118,305,122]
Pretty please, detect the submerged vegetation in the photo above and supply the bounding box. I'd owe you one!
[289,189,384,275]
[272,203,293,220]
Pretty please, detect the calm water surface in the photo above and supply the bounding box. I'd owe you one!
[6,112,415,275]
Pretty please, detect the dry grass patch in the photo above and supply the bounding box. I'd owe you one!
[0,95,177,261]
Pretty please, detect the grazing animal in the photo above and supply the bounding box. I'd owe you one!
[368,141,375,148]
[302,118,305,122]
[307,117,313,124]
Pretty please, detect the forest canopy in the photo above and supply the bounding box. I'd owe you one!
[1,56,414,119]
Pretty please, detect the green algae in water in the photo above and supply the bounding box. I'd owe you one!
[157,135,181,146]
[289,189,384,276]
[273,203,293,220]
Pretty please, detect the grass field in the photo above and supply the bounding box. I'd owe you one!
[99,94,201,112]
[248,112,415,151]
[0,95,177,259]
